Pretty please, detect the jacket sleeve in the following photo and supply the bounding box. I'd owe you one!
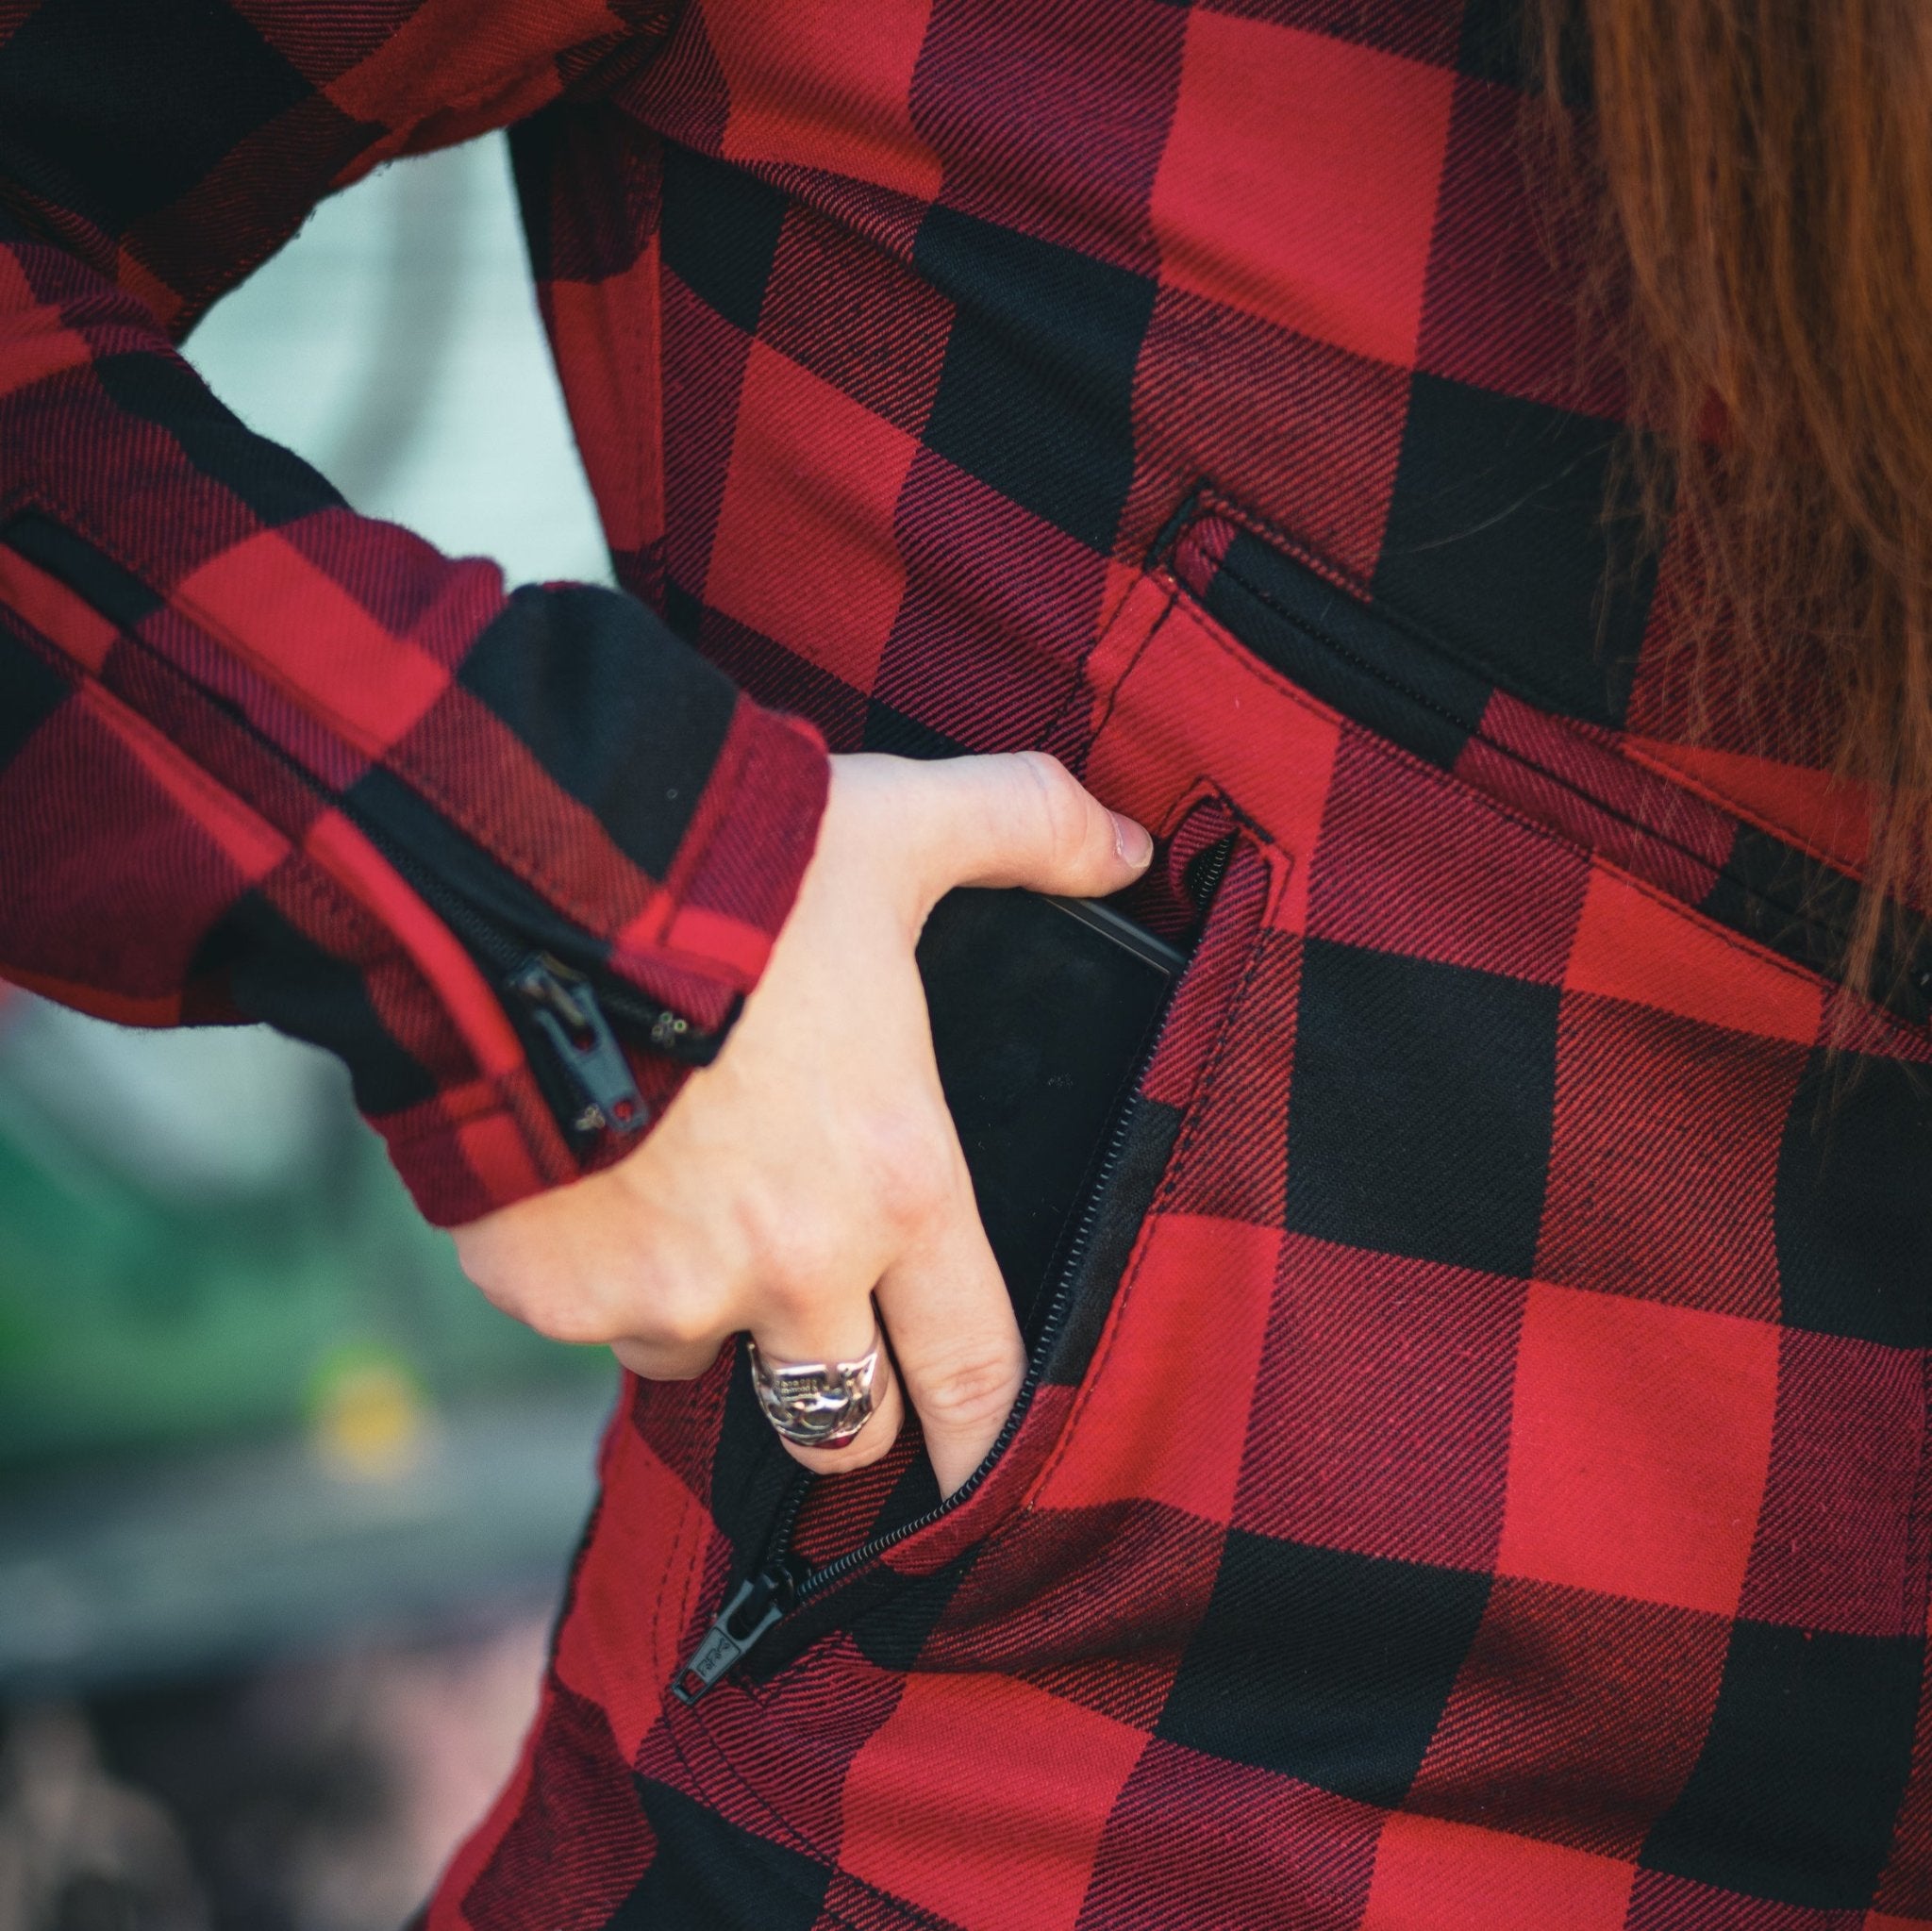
[0,203,829,1225]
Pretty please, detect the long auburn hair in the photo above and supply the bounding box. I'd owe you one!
[1532,0,1932,995]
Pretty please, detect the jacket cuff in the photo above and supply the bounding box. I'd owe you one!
[369,698,829,1227]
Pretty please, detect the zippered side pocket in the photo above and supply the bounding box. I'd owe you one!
[671,802,1273,1704]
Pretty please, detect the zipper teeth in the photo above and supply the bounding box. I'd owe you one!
[788,841,1240,1606]
[353,814,718,1048]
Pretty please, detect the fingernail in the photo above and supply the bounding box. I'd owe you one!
[1109,811,1154,869]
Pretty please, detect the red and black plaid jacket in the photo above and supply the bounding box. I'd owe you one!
[8,2,1932,1926]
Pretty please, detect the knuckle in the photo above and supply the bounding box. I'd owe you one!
[745,1211,845,1314]
[1015,751,1091,864]
[642,1277,725,1353]
[515,1288,620,1347]
[918,1346,1024,1433]
[858,1109,957,1231]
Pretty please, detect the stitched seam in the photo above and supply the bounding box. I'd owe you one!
[1039,566,1181,757]
[1196,485,1637,745]
[1619,737,1877,888]
[1191,486,1918,951]
[1204,556,1861,971]
[0,540,577,1180]
[1026,839,1280,1507]
[11,491,698,957]
[1163,594,1923,1046]
[680,844,1275,1857]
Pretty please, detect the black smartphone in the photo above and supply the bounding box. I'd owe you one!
[915,888,1186,1339]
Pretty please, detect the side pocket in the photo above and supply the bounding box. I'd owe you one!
[696,813,1283,1699]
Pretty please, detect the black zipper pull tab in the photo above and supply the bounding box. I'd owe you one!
[508,954,648,1136]
[673,1562,800,1706]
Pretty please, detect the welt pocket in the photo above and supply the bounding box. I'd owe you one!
[1161,489,1932,1031]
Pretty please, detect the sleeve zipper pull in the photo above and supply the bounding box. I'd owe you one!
[672,1564,798,1706]
[508,954,648,1136]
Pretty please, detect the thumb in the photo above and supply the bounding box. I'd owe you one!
[918,751,1154,900]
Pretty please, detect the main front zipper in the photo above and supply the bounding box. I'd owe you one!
[672,832,1238,1706]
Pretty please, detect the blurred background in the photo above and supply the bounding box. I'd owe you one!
[1,137,619,1931]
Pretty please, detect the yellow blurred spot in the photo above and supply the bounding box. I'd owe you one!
[309,1353,429,1480]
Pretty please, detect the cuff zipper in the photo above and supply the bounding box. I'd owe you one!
[351,818,726,1141]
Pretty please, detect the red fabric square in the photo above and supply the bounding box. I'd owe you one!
[546,252,663,559]
[709,0,942,201]
[1149,11,1456,368]
[1498,1282,1780,1615]
[553,1427,715,1764]
[1153,930,1296,1231]
[0,699,269,999]
[1232,1234,1523,1571]
[1083,592,1343,938]
[1740,1330,1929,1637]
[837,1672,1147,1931]
[704,340,918,693]
[1361,1810,1635,1930]
[1564,864,1824,1045]
[174,530,452,758]
[1037,1212,1280,1524]
[1407,1577,1729,1859]
[1080,1741,1383,1930]
[1307,733,1591,984]
[1535,996,1805,1322]
[661,272,756,602]
[1626,736,1873,889]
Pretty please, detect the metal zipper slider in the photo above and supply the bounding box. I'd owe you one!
[508,954,648,1136]
[673,1565,798,1706]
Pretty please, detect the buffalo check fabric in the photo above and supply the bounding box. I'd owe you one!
[8,0,1932,1924]
[0,0,829,1224]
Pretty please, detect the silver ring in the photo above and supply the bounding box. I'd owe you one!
[746,1325,885,1450]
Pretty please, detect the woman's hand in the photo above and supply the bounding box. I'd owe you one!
[450,751,1153,1495]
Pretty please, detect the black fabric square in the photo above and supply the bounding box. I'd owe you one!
[458,584,733,881]
[841,1545,972,1676]
[860,697,962,759]
[1775,1048,1932,1349]
[511,99,653,285]
[0,620,73,766]
[1456,0,1591,99]
[619,1780,831,1931]
[193,894,435,1118]
[1373,373,1654,729]
[658,140,789,336]
[1286,939,1559,1275]
[708,1345,804,1585]
[1158,1530,1490,1807]
[913,206,1155,554]
[1205,529,1488,771]
[0,0,311,231]
[1641,1621,1924,1911]
[94,352,344,528]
